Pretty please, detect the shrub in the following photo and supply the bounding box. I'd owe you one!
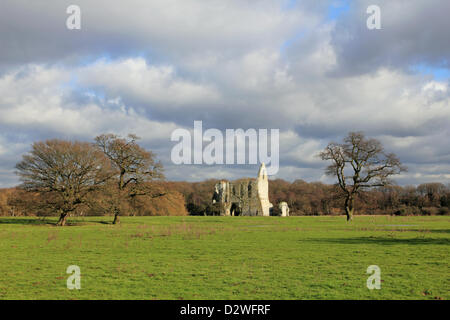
[393,205,421,216]
[421,207,440,216]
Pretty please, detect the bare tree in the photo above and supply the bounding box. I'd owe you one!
[95,134,165,224]
[15,140,112,225]
[320,132,406,221]
[417,183,446,206]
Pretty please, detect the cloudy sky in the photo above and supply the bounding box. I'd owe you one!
[0,0,449,187]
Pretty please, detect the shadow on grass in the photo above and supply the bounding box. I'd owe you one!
[0,217,113,226]
[425,229,450,234]
[303,237,450,246]
[0,218,55,225]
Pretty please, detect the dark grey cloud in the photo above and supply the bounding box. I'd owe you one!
[330,0,450,76]
[0,0,308,70]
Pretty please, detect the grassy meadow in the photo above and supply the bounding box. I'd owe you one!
[0,215,448,300]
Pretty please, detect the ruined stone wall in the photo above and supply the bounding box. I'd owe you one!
[212,179,260,216]
[212,164,273,216]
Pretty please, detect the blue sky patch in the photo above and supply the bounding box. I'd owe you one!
[327,0,350,21]
[411,63,450,81]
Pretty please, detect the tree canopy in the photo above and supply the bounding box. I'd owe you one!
[320,132,406,221]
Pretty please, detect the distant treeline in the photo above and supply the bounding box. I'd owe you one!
[2,180,448,217]
[0,182,188,218]
[168,179,450,216]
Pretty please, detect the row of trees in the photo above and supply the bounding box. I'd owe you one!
[2,184,188,218]
[0,131,447,222]
[2,179,449,218]
[166,180,450,217]
[167,132,447,219]
[10,134,170,225]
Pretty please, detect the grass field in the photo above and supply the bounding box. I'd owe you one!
[0,215,448,300]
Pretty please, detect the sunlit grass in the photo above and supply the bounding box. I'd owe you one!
[0,215,448,299]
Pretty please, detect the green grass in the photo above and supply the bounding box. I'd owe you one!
[0,215,448,300]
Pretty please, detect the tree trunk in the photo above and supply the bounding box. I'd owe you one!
[57,212,68,226]
[112,211,120,225]
[113,214,120,224]
[345,195,354,221]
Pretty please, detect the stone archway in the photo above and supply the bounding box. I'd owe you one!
[230,203,241,216]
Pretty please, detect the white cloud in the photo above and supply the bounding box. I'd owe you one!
[1,54,449,185]
[77,58,220,106]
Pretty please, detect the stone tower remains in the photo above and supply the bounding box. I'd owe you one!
[212,163,273,216]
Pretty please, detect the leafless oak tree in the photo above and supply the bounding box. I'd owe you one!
[320,132,406,221]
[95,134,165,224]
[15,140,112,226]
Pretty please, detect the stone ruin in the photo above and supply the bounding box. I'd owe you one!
[279,202,290,217]
[212,163,275,216]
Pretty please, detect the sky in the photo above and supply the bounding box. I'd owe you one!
[0,0,449,187]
